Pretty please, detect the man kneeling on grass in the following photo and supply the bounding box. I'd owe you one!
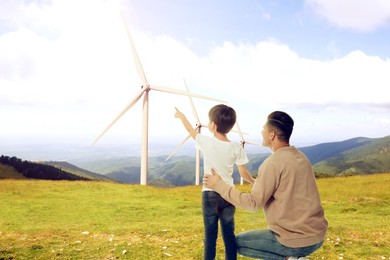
[204,111,328,260]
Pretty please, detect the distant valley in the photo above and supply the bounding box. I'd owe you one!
[1,135,390,186]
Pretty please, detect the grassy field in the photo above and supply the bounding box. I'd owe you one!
[0,174,389,259]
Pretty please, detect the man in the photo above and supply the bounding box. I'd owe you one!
[204,111,328,260]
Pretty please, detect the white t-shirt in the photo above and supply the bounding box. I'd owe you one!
[195,134,249,191]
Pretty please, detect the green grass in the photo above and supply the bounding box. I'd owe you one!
[1,174,389,259]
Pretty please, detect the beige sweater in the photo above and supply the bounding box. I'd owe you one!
[214,146,328,248]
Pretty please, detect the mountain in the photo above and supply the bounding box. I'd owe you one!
[103,153,269,186]
[2,135,389,185]
[311,135,390,176]
[299,137,372,164]
[0,163,25,179]
[105,156,199,185]
[105,166,141,183]
[105,135,390,184]
[42,161,115,181]
[0,155,91,181]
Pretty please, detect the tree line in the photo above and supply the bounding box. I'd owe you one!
[0,155,90,181]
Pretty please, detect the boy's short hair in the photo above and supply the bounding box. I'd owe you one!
[208,104,236,134]
[266,111,294,142]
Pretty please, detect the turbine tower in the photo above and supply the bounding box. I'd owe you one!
[93,14,225,185]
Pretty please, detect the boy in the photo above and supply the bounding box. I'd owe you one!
[174,104,254,260]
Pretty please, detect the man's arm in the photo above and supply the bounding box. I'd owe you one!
[174,107,198,139]
[204,169,265,212]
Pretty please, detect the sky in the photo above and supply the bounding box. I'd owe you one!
[1,0,390,151]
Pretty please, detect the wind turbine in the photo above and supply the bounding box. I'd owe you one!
[93,14,226,185]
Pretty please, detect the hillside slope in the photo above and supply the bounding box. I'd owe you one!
[43,161,115,181]
[2,135,389,185]
[100,136,390,185]
[312,135,390,176]
[0,164,25,179]
[0,155,92,181]
[300,137,372,164]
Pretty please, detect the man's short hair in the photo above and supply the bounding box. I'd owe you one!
[267,111,294,142]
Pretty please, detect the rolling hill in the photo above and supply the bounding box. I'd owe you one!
[42,161,115,181]
[1,135,389,185]
[104,135,390,184]
[311,135,390,176]
[0,155,91,181]
[0,155,110,181]
[299,137,372,164]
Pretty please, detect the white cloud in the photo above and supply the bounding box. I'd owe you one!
[192,40,390,107]
[305,0,390,31]
[1,0,389,146]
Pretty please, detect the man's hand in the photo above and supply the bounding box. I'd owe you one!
[203,168,221,189]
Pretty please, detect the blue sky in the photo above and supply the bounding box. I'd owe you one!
[1,0,390,150]
[125,0,390,59]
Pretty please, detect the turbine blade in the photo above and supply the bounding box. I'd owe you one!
[150,85,227,103]
[92,89,145,144]
[121,13,148,85]
[235,121,245,142]
[165,134,192,161]
[231,129,249,135]
[183,78,201,124]
[231,123,249,135]
[244,140,263,146]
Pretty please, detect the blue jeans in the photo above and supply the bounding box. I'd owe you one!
[236,229,324,260]
[202,191,237,260]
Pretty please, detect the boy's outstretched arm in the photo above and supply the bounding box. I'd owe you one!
[237,164,255,184]
[174,107,198,139]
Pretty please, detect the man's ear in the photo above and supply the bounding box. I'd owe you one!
[270,130,276,140]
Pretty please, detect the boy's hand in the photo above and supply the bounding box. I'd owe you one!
[174,107,198,139]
